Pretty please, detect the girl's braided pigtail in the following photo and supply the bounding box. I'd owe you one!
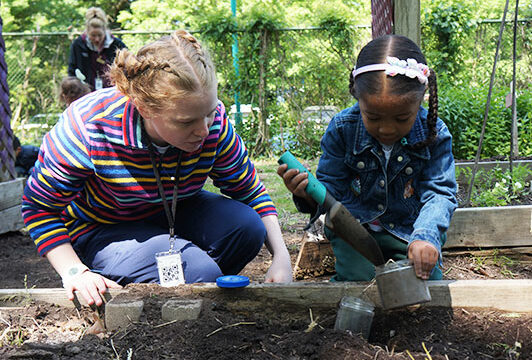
[411,69,438,150]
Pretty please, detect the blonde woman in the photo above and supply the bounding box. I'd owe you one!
[23,30,293,306]
[67,7,126,90]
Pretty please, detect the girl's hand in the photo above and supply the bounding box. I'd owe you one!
[63,271,122,307]
[407,240,438,280]
[276,163,311,200]
[264,253,293,283]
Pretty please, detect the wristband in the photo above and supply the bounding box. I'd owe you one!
[61,264,90,285]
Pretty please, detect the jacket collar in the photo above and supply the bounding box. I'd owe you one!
[121,97,147,149]
[351,102,431,160]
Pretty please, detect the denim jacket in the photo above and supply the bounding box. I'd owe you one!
[304,102,457,256]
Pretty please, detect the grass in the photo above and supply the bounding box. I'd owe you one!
[204,157,319,231]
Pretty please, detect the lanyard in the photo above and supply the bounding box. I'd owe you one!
[141,117,182,251]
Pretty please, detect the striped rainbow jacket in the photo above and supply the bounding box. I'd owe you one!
[22,88,276,256]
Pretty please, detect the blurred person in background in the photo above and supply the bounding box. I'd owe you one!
[59,76,92,107]
[68,7,126,90]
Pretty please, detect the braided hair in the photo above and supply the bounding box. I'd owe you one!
[349,35,438,149]
[109,30,217,110]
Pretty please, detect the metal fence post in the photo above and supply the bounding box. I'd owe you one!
[231,0,242,130]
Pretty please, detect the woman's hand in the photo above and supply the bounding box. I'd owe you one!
[63,271,122,307]
[407,240,439,280]
[46,244,122,307]
[264,253,293,283]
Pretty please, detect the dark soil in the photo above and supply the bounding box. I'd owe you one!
[0,287,531,359]
[0,224,531,359]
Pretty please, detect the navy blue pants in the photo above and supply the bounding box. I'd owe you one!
[73,191,267,285]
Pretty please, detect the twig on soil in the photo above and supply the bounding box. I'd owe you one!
[304,308,320,333]
[405,349,415,360]
[373,348,384,359]
[26,316,42,330]
[110,338,120,359]
[0,326,12,344]
[261,341,281,359]
[153,319,179,328]
[0,317,11,326]
[361,278,377,298]
[205,321,256,337]
[422,342,433,360]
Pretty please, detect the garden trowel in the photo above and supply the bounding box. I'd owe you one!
[278,151,385,266]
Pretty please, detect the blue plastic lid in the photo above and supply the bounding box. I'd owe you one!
[216,275,250,288]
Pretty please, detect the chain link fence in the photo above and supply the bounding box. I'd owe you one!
[3,20,531,156]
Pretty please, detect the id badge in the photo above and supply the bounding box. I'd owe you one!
[155,250,185,287]
[95,77,103,90]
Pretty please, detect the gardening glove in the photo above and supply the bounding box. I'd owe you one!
[407,240,439,280]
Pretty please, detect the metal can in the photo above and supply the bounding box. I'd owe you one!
[375,259,431,310]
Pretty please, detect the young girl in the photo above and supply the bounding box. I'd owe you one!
[278,35,457,281]
[58,76,91,107]
[23,30,293,307]
[67,7,127,90]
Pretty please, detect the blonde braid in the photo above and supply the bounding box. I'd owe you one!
[109,29,216,110]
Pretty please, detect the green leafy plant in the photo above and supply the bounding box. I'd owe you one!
[491,250,517,278]
[460,164,532,207]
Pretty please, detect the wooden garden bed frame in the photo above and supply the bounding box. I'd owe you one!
[0,178,25,234]
[0,280,531,312]
[455,159,532,184]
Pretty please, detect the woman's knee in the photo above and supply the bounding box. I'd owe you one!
[182,245,222,282]
[236,210,266,250]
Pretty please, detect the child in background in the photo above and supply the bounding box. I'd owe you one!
[13,136,39,177]
[59,76,91,107]
[278,35,457,281]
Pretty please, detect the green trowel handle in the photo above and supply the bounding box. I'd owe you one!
[278,151,327,206]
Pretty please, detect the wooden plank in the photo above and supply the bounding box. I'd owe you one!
[0,205,24,234]
[0,288,126,308]
[294,232,335,279]
[456,160,532,184]
[1,280,531,312]
[444,247,532,257]
[394,0,420,46]
[0,178,25,211]
[446,205,532,249]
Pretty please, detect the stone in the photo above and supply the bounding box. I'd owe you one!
[105,299,144,331]
[161,299,203,322]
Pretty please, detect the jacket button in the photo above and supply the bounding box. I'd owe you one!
[379,179,385,187]
[377,204,384,211]
[397,156,403,162]
[405,167,413,175]
[389,223,395,229]
[357,161,365,169]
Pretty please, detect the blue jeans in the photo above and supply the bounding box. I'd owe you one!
[73,191,267,285]
[326,227,444,281]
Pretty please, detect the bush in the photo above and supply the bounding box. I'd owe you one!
[439,85,532,160]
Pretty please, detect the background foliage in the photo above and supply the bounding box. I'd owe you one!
[1,0,531,160]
